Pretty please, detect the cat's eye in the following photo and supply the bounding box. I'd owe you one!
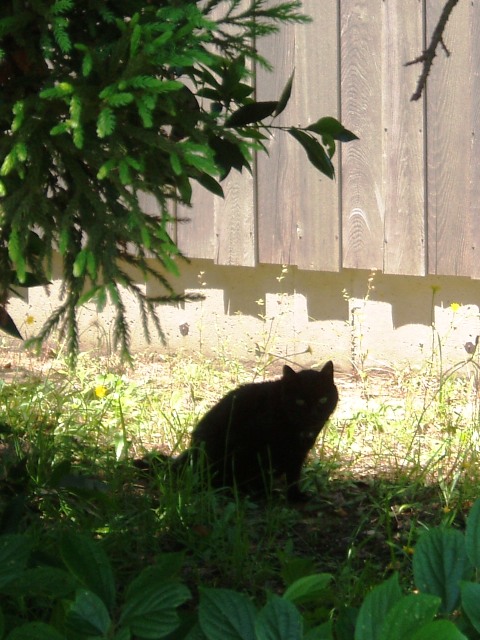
[319,397,328,404]
[295,398,306,406]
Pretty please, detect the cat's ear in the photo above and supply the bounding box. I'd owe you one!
[282,365,296,378]
[320,360,334,379]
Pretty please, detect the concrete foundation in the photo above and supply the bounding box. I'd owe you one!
[5,258,480,372]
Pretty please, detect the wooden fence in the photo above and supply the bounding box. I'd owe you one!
[142,0,480,278]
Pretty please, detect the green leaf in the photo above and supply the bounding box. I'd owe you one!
[6,621,66,640]
[288,128,335,179]
[209,136,247,179]
[306,116,359,142]
[413,528,470,614]
[170,153,182,176]
[465,498,480,568]
[354,573,402,640]
[72,249,88,277]
[97,107,116,138]
[274,70,294,117]
[10,271,50,287]
[226,101,278,127]
[60,532,115,610]
[379,593,440,640]
[460,581,480,633]
[0,307,23,340]
[0,534,31,590]
[65,588,112,637]
[255,595,303,640]
[410,620,468,640]
[194,172,225,198]
[7,567,76,599]
[283,573,333,605]
[8,230,26,281]
[106,92,135,107]
[199,588,256,640]
[120,581,190,638]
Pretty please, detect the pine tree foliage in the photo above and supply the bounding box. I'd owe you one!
[0,0,356,361]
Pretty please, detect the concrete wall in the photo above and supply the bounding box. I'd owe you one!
[6,257,480,372]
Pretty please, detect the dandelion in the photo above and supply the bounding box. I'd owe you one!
[450,302,461,312]
[25,314,35,325]
[95,385,107,399]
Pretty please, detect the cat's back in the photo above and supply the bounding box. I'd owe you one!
[192,378,278,439]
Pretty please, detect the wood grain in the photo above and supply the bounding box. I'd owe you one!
[383,0,426,276]
[341,0,384,270]
[256,0,340,270]
[426,0,475,276]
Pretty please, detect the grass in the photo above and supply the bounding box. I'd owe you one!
[1,342,480,618]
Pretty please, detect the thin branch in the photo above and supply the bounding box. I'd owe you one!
[405,0,460,101]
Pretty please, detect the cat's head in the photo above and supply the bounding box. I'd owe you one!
[281,361,338,426]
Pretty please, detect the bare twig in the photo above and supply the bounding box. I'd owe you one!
[405,0,460,101]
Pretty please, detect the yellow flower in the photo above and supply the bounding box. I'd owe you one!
[95,385,107,399]
[450,302,461,312]
[25,314,35,325]
[402,546,415,555]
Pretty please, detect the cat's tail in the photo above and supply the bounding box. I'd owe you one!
[133,449,192,473]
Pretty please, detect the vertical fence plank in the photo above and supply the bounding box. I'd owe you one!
[256,0,340,271]
[341,0,384,270]
[426,0,476,276]
[176,185,216,260]
[471,0,480,279]
[214,173,256,266]
[383,0,426,276]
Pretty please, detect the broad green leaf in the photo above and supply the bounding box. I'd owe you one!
[120,581,190,638]
[125,555,185,596]
[354,573,402,640]
[65,588,112,637]
[170,153,182,176]
[194,172,224,198]
[306,116,358,142]
[0,307,23,340]
[334,607,358,640]
[10,272,50,287]
[6,621,66,640]
[198,588,256,640]
[379,593,440,640]
[304,620,333,640]
[288,129,334,179]
[274,70,294,117]
[410,620,468,640]
[283,573,333,605]
[209,136,247,179]
[255,595,303,640]
[0,534,31,590]
[226,101,278,127]
[60,532,115,610]
[413,528,470,614]
[460,581,480,633]
[465,498,480,568]
[7,566,76,599]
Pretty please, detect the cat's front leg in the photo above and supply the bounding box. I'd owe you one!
[285,464,309,502]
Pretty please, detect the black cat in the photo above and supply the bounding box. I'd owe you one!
[189,361,338,500]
